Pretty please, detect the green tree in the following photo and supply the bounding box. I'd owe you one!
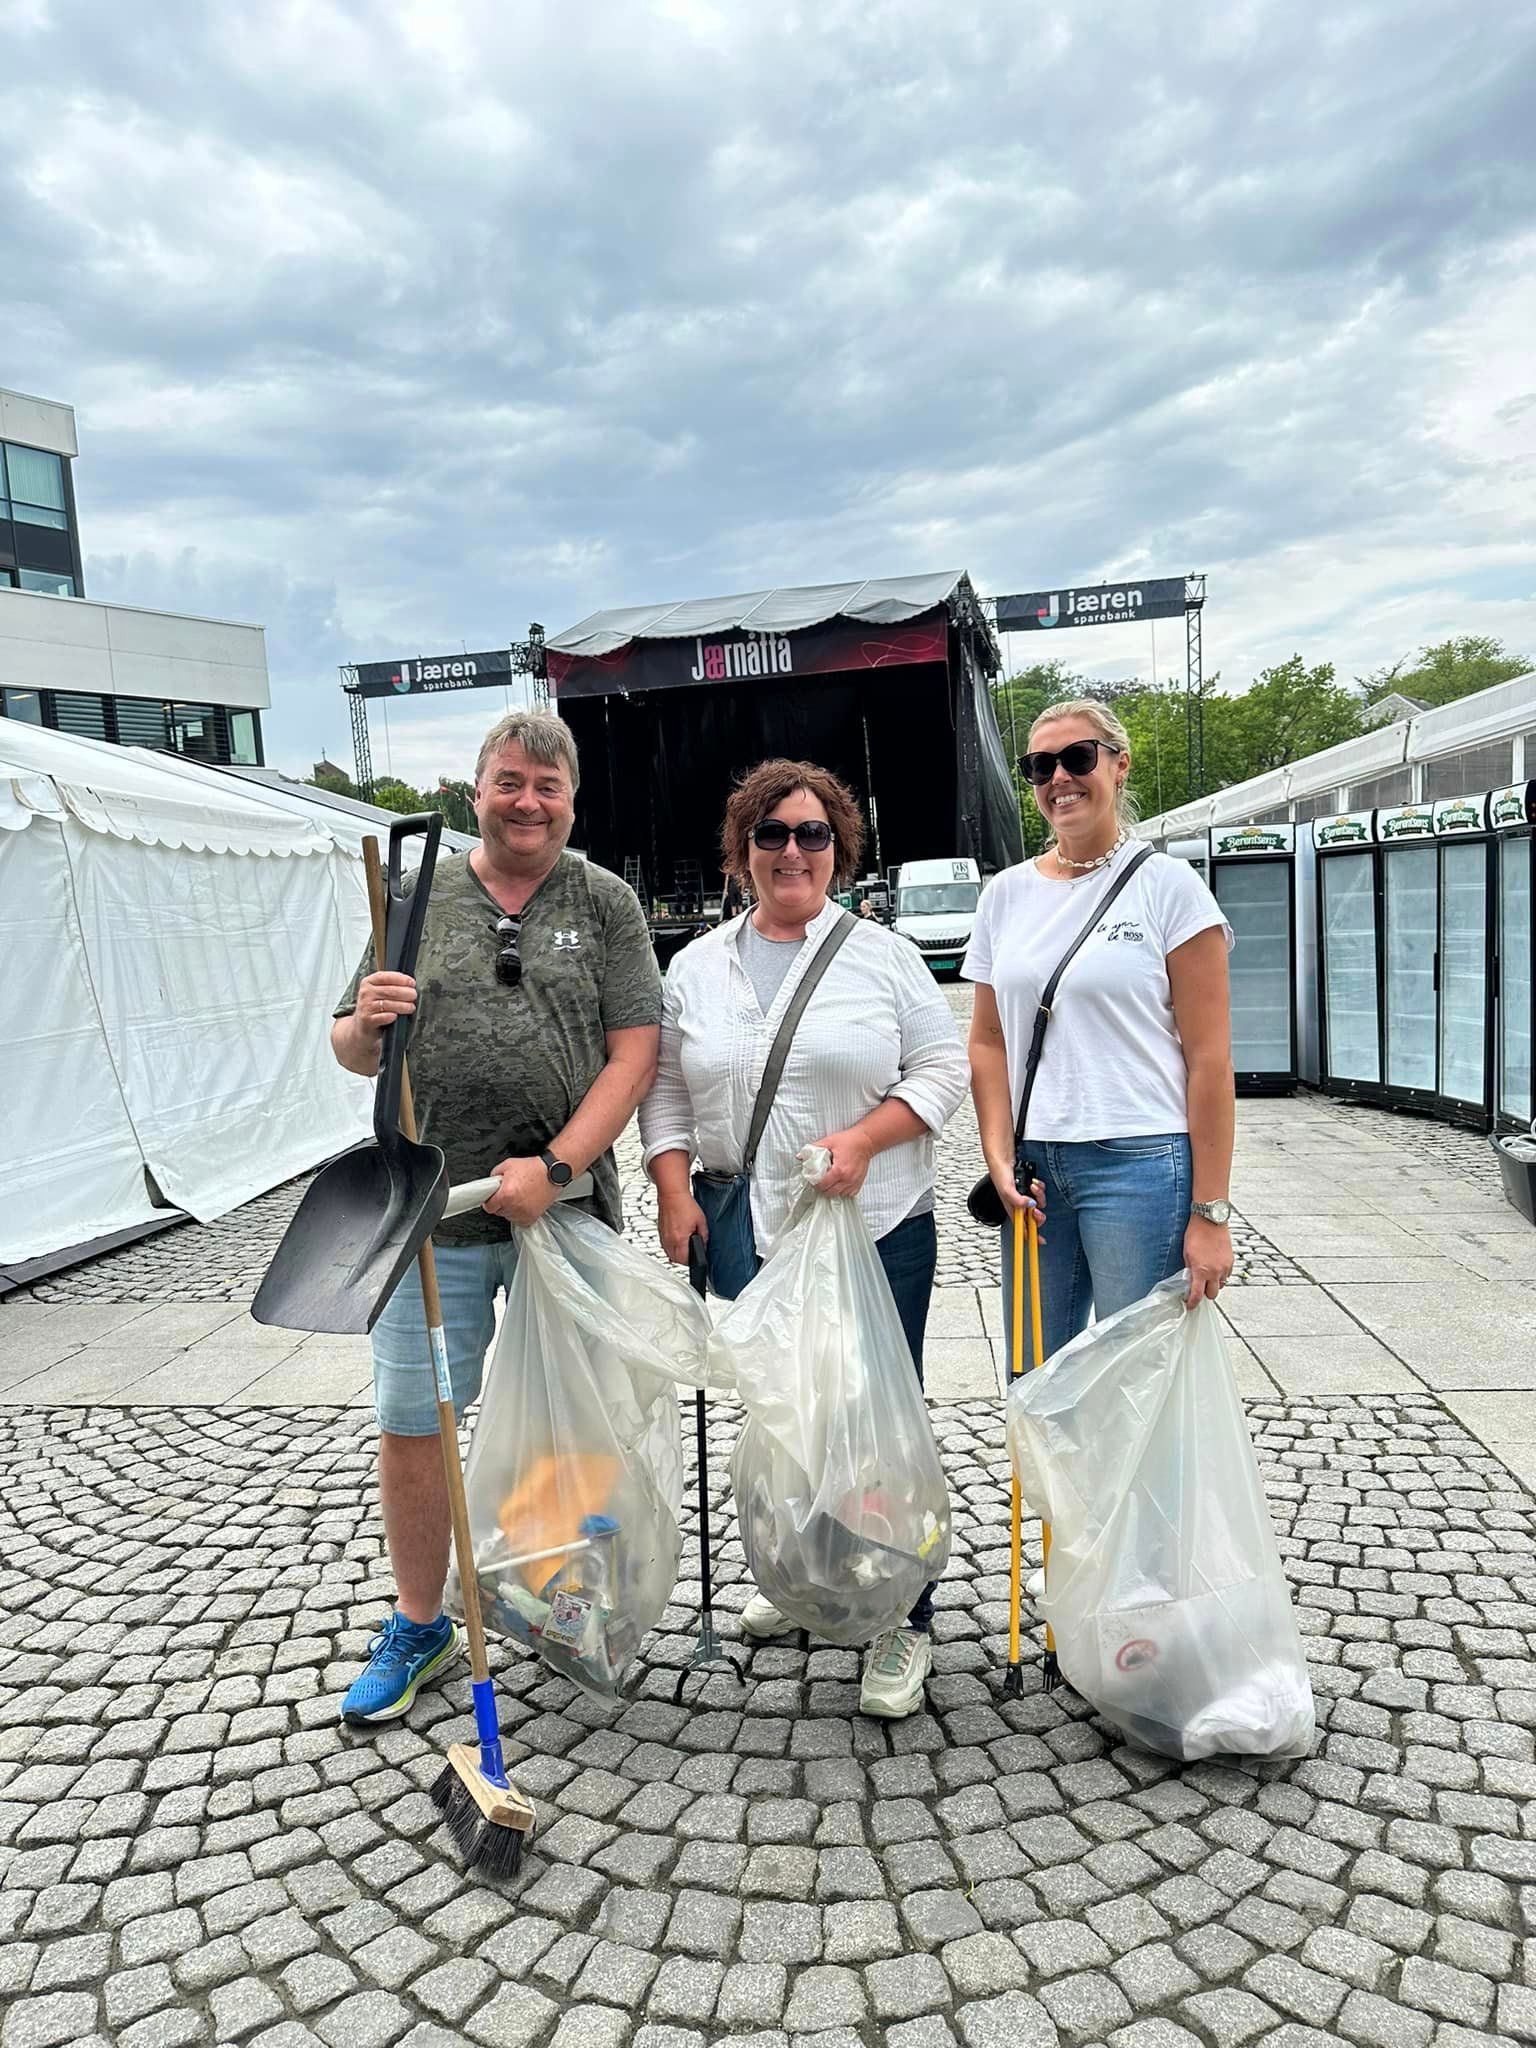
[1226,654,1367,775]
[369,776,429,815]
[1363,634,1533,710]
[426,778,478,835]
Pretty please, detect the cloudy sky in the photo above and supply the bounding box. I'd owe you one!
[5,0,1535,787]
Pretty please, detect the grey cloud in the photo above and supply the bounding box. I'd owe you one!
[2,0,1534,778]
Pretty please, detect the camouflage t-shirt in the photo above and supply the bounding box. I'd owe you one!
[335,851,661,1244]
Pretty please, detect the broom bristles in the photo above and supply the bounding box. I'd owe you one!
[430,1745,535,1878]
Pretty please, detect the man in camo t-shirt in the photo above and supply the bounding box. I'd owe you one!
[329,710,661,1725]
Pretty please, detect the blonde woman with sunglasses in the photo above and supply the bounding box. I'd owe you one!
[966,700,1236,1361]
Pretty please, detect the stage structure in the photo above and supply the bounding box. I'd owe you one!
[543,570,1022,945]
[991,574,1208,792]
[340,628,548,799]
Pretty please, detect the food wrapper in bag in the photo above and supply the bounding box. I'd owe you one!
[1008,1277,1315,1761]
[712,1149,951,1647]
[447,1203,712,1698]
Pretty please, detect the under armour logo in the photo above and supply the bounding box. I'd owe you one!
[551,929,582,950]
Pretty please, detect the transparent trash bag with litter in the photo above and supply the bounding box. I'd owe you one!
[448,1204,712,1698]
[712,1148,952,1646]
[1008,1276,1315,1761]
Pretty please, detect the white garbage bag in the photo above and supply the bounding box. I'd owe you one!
[449,1204,712,1698]
[713,1150,951,1646]
[1008,1276,1315,1761]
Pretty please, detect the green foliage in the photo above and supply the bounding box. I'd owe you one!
[427,778,478,834]
[368,776,430,815]
[1362,635,1533,710]
[1224,654,1367,774]
[993,628,1530,832]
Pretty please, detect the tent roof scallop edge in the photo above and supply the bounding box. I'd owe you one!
[1,721,334,857]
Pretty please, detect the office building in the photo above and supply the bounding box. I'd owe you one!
[0,386,268,764]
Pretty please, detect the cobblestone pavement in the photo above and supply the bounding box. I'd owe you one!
[5,1391,1536,2048]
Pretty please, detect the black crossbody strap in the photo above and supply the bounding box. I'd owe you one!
[1013,845,1154,1155]
[743,911,858,1172]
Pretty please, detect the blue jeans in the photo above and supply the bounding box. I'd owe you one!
[1000,1136,1192,1363]
[877,1211,939,1633]
[371,1240,521,1436]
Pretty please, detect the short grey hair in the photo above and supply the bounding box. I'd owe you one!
[475,709,580,791]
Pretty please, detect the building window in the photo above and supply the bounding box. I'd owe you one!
[169,702,221,761]
[51,693,110,741]
[17,567,75,597]
[1421,741,1514,802]
[1348,768,1413,812]
[1293,788,1345,822]
[229,710,260,765]
[1,443,69,530]
[114,697,173,749]
[1,687,45,724]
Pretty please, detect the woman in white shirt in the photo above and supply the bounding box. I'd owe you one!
[966,700,1235,1359]
[639,757,968,1719]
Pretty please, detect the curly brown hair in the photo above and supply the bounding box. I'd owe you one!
[721,758,867,889]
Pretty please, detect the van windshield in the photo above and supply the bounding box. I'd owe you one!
[899,883,979,917]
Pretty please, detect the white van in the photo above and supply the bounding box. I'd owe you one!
[893,856,982,974]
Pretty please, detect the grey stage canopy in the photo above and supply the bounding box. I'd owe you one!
[546,571,1022,886]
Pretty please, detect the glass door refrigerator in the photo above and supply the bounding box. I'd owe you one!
[1433,795,1495,1130]
[1491,782,1535,1134]
[1208,824,1296,1093]
[1377,802,1440,1113]
[1313,812,1383,1103]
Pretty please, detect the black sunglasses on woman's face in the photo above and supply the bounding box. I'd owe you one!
[494,915,522,987]
[751,819,834,852]
[1019,738,1123,786]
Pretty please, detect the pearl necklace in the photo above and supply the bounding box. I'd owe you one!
[1053,830,1128,876]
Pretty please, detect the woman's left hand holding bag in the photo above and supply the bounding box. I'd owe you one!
[808,1125,876,1197]
[1183,1216,1233,1307]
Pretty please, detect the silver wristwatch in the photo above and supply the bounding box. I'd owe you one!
[1191,1199,1233,1226]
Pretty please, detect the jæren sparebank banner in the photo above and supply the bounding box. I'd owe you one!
[995,577,1188,633]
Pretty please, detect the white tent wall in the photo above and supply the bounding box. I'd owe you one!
[66,826,372,1227]
[0,721,377,1268]
[0,803,154,1260]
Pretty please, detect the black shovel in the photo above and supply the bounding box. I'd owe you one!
[253,813,448,1336]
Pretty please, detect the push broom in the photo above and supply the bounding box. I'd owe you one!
[360,837,535,1877]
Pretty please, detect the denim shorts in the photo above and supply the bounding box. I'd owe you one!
[370,1240,521,1436]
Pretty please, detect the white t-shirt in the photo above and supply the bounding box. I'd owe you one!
[961,846,1231,1141]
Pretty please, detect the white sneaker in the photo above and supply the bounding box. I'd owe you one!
[860,1629,932,1719]
[739,1591,799,1641]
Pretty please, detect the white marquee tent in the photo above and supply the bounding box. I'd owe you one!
[0,723,460,1274]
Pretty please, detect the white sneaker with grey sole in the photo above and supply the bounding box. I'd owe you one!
[739,1591,799,1641]
[859,1628,932,1718]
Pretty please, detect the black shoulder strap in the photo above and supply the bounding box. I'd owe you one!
[1013,845,1155,1153]
[744,911,858,1172]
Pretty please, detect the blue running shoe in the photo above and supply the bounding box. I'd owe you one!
[341,1610,461,1725]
